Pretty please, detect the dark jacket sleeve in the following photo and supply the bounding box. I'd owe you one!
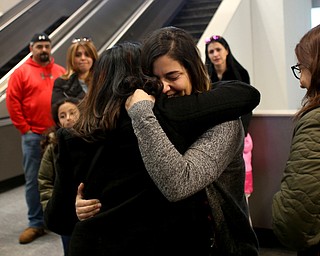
[44,129,80,236]
[241,112,252,135]
[52,77,67,106]
[234,68,252,135]
[153,80,260,149]
[239,68,250,84]
[51,74,85,106]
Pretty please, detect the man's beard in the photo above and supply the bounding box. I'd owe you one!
[39,53,50,63]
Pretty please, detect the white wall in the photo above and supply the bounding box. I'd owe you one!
[198,0,312,111]
[283,0,312,109]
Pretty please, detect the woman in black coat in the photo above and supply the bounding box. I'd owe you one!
[45,39,260,256]
[205,35,252,133]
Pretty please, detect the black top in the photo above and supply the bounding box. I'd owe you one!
[210,66,250,85]
[210,67,252,135]
[51,73,86,106]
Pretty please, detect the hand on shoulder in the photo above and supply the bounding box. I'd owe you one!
[125,89,155,111]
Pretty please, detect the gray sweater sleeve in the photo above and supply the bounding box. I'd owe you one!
[128,100,243,202]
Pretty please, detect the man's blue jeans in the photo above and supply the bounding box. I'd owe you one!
[21,132,44,228]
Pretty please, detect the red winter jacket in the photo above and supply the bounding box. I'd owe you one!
[6,57,65,134]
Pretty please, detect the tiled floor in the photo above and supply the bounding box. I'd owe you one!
[0,185,63,256]
[0,185,296,256]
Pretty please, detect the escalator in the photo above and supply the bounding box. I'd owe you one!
[169,0,222,43]
[0,0,186,118]
[0,0,88,78]
[1,0,222,80]
[0,0,222,183]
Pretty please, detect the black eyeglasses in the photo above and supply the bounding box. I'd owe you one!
[205,35,221,44]
[291,64,301,80]
[72,37,92,44]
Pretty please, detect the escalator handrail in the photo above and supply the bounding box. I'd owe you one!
[51,0,107,53]
[50,0,103,47]
[0,0,40,32]
[98,0,154,54]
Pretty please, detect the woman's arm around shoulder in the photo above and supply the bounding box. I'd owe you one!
[154,81,260,138]
[127,97,243,201]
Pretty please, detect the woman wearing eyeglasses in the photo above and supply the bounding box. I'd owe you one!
[272,24,320,256]
[51,37,98,106]
[205,35,254,221]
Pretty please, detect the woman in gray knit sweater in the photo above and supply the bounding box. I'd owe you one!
[125,26,259,255]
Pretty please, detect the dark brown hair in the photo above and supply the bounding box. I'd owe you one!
[73,42,162,141]
[141,26,211,93]
[204,35,250,84]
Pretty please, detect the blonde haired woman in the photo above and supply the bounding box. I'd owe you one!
[51,37,98,105]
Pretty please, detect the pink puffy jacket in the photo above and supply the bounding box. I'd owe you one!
[243,133,253,195]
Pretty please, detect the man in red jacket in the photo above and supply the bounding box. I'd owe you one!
[6,32,65,244]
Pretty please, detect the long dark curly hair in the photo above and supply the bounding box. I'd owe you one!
[73,41,163,141]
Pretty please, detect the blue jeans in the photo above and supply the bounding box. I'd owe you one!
[21,132,44,228]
